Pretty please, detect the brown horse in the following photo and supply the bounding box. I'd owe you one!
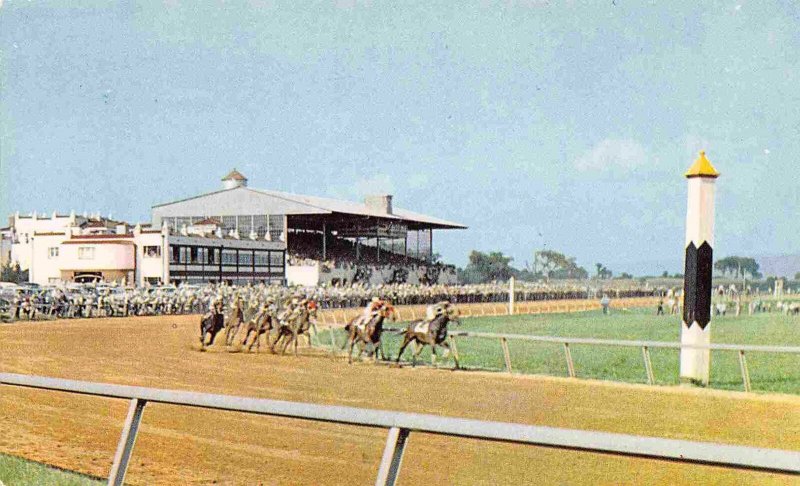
[272,301,318,356]
[223,298,246,346]
[239,303,277,353]
[396,302,460,368]
[344,303,397,364]
[199,311,225,350]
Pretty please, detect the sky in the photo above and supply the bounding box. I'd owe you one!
[1,0,798,275]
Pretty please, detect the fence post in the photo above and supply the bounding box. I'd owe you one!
[509,276,515,315]
[375,427,410,486]
[563,343,576,378]
[500,337,512,373]
[738,350,752,392]
[641,346,655,385]
[108,398,147,486]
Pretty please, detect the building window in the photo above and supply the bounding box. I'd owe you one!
[78,247,95,260]
[48,277,60,283]
[48,247,59,258]
[144,246,161,258]
[254,251,269,266]
[238,251,252,265]
[222,249,237,265]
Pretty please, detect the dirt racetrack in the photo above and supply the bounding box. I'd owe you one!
[1,315,799,485]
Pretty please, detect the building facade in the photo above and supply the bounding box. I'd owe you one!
[4,213,286,286]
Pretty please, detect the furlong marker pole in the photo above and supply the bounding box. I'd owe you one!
[680,151,719,386]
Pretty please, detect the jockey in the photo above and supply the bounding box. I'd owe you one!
[278,296,300,323]
[425,302,445,321]
[363,296,383,320]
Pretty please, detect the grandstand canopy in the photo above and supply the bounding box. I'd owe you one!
[151,171,466,262]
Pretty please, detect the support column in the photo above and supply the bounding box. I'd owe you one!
[680,151,719,386]
[428,229,433,262]
[322,223,327,260]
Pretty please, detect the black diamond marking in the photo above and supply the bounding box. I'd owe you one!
[683,241,713,329]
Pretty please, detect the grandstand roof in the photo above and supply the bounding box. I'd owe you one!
[152,186,466,230]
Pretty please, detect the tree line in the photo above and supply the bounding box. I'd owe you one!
[457,250,774,284]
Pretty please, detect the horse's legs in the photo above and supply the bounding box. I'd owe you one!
[396,335,412,363]
[412,342,425,367]
[348,337,358,364]
[442,341,458,369]
[431,345,438,366]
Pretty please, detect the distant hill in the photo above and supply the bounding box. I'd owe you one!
[756,255,800,279]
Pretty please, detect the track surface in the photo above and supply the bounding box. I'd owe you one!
[1,315,798,485]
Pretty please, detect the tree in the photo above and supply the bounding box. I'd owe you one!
[458,251,515,284]
[595,262,612,280]
[534,250,588,280]
[0,262,28,283]
[795,272,800,281]
[714,256,761,279]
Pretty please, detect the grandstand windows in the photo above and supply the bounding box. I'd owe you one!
[254,251,269,266]
[221,216,236,234]
[237,216,252,238]
[222,249,237,265]
[238,251,252,265]
[268,215,284,241]
[251,215,265,238]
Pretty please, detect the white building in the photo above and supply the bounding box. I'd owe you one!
[6,213,286,286]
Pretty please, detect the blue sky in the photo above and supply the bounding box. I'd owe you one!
[1,1,798,274]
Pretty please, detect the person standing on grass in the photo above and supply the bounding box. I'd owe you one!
[657,299,665,315]
[600,294,610,315]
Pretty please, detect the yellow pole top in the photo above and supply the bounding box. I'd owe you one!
[685,151,720,178]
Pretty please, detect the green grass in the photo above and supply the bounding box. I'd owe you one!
[0,453,102,486]
[317,308,800,395]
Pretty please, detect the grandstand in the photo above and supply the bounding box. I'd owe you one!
[151,170,466,285]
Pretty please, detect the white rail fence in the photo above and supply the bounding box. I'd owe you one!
[1,373,798,486]
[445,332,800,393]
[319,326,800,393]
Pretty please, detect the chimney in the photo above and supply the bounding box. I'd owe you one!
[365,195,393,214]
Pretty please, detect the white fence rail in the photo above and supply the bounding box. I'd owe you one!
[1,373,798,485]
[447,331,800,391]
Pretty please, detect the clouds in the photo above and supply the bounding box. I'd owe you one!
[573,139,647,172]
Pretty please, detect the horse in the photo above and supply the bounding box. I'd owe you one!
[240,304,277,353]
[272,301,318,356]
[396,302,460,368]
[199,311,225,350]
[343,302,397,364]
[223,298,246,346]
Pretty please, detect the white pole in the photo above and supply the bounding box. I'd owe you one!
[680,151,719,386]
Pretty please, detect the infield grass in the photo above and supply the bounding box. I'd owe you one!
[0,453,102,486]
[321,307,800,395]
